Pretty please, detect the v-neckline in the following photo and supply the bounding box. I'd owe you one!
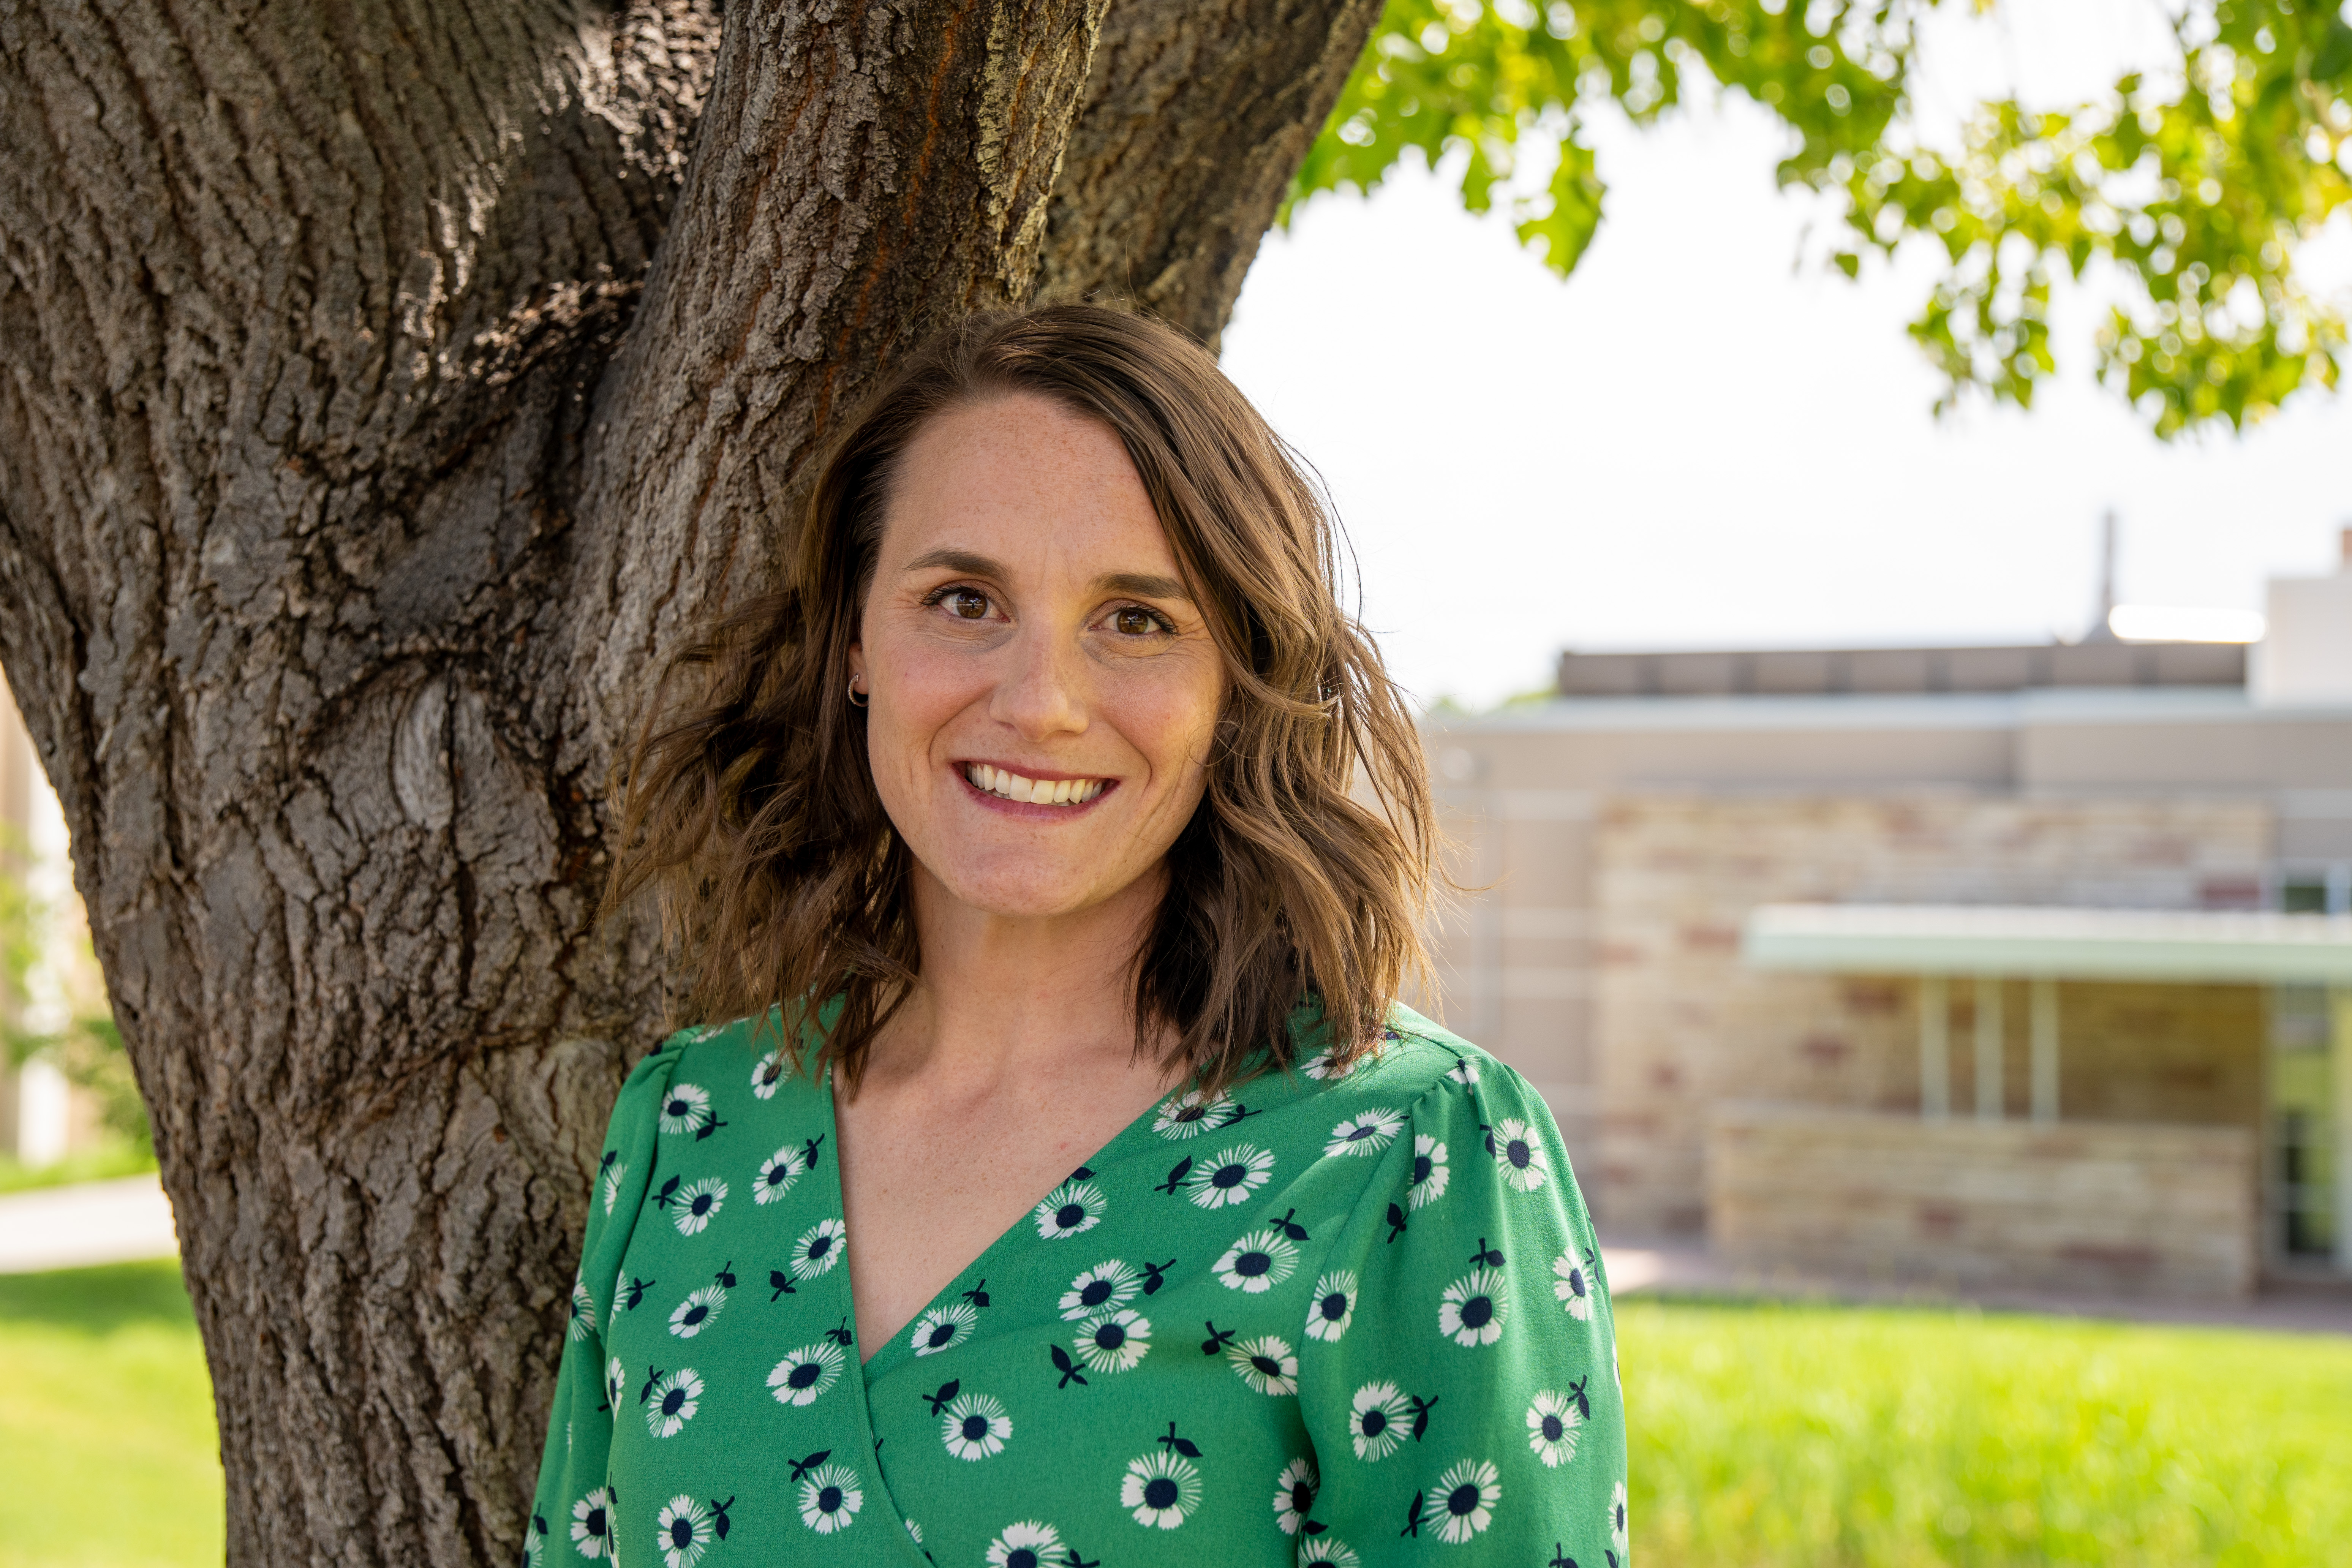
[817,1064,1181,1382]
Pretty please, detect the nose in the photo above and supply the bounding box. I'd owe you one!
[989,621,1088,741]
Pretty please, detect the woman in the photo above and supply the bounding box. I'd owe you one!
[529,307,1626,1568]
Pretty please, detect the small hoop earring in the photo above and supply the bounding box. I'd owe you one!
[847,679,868,708]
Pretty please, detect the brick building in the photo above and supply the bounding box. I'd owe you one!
[1421,544,2352,1300]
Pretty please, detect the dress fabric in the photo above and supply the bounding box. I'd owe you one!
[527,1004,1628,1568]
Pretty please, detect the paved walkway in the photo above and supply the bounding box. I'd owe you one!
[3,1180,2348,1336]
[0,1173,180,1274]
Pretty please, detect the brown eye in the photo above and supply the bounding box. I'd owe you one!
[1113,607,1158,636]
[948,589,989,620]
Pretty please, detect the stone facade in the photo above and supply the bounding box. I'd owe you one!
[1590,793,2273,1235]
[1708,1103,2259,1297]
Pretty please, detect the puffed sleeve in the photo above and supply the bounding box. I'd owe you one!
[521,1034,689,1567]
[1295,1052,1629,1567]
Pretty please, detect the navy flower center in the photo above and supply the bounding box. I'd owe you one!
[765,1165,789,1187]
[1094,1321,1126,1350]
[1345,1123,1378,1142]
[1448,1483,1481,1517]
[669,1519,694,1549]
[1359,1408,1388,1436]
[1318,1292,1348,1321]
[1056,1202,1086,1228]
[816,1485,842,1513]
[661,1388,686,1415]
[1173,1105,1205,1124]
[1507,1138,1532,1168]
[1235,1251,1271,1277]
[926,1321,957,1348]
[1144,1477,1180,1510]
[585,1509,607,1536]
[1566,1270,1585,1295]
[665,1097,689,1117]
[1007,1552,1039,1568]
[961,1413,990,1440]
[1289,1481,1315,1512]
[1211,1163,1247,1189]
[806,1234,832,1260]
[1250,1353,1281,1376]
[689,1193,714,1215]
[1412,1155,1432,1183]
[787,1361,821,1389]
[1080,1279,1115,1306]
[682,1304,707,1326]
[760,1061,781,1084]
[1543,1414,1565,1440]
[1462,1295,1494,1328]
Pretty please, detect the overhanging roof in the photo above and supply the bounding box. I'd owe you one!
[1743,903,2352,985]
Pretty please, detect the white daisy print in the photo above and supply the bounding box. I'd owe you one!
[986,1522,1062,1568]
[1491,1116,1550,1192]
[1190,1144,1276,1209]
[1325,1107,1405,1157]
[1121,1451,1202,1529]
[599,1160,628,1215]
[749,1047,787,1099]
[525,1513,546,1568]
[909,1301,978,1356]
[1215,1228,1300,1293]
[1431,1459,1502,1544]
[796,1463,863,1534]
[1408,1134,1451,1209]
[567,1277,596,1341]
[906,1519,923,1545]
[1348,1382,1413,1460]
[604,1356,627,1409]
[1272,1456,1319,1535]
[753,1144,806,1205]
[1440,1267,1508,1347]
[670,1177,727,1236]
[1527,1389,1585,1468]
[1227,1333,1299,1396]
[1304,1269,1358,1342]
[1609,1479,1630,1556]
[668,1285,726,1339]
[766,1340,844,1407]
[643,1368,702,1437]
[1059,1260,1141,1320]
[656,1082,711,1135]
[1034,1179,1106,1239]
[1076,1307,1152,1373]
[1554,1251,1595,1320]
[1153,1087,1232,1139]
[1299,1540,1362,1568]
[1298,1050,1355,1080]
[654,1495,713,1568]
[570,1488,615,1559]
[1445,1055,1479,1085]
[790,1217,846,1279]
[940,1391,1013,1460]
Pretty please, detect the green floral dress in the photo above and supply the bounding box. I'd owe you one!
[527,1004,1628,1568]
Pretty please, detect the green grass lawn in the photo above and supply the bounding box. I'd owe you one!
[3,1263,2349,1566]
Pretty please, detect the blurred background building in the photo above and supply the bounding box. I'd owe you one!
[1425,532,2352,1300]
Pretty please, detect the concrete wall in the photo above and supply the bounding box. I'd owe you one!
[1587,793,2271,1233]
[1708,1102,2259,1297]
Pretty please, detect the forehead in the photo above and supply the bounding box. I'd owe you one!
[881,392,1174,571]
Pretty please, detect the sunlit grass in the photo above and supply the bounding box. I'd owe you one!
[0,1260,220,1568]
[1623,1296,2352,1567]
[4,1260,2349,1566]
[0,1142,155,1196]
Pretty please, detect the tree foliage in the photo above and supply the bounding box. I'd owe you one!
[1295,0,2352,436]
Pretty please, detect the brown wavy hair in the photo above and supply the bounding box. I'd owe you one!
[604,304,1437,1092]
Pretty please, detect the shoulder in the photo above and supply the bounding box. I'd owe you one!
[1288,1001,1516,1117]
[605,1008,816,1147]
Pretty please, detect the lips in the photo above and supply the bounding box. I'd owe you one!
[962,763,1108,806]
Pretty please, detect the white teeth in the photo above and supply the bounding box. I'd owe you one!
[965,764,1104,806]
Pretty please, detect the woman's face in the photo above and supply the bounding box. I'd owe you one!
[850,393,1227,923]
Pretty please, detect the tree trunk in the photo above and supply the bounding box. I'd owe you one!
[0,0,1369,1562]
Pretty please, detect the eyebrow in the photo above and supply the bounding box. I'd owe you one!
[901,549,1193,604]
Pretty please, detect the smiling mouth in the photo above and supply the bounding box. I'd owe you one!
[963,763,1110,806]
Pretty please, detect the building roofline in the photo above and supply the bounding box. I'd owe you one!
[1425,686,2352,736]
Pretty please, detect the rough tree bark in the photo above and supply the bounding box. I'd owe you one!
[0,0,1381,1562]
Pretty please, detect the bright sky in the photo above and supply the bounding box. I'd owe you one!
[1218,2,2352,709]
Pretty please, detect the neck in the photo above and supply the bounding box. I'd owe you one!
[862,863,1171,1093]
